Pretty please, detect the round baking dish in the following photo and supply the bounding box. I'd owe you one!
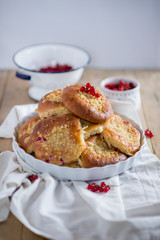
[12,112,145,181]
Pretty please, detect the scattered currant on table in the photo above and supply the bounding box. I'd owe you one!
[145,129,154,138]
[27,175,38,183]
[87,182,110,193]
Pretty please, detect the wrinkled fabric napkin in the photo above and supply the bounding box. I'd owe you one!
[0,103,160,240]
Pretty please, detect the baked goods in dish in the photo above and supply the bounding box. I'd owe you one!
[18,115,40,153]
[14,111,144,180]
[80,134,127,168]
[36,89,70,118]
[81,119,105,140]
[64,160,81,168]
[32,114,86,165]
[61,84,113,123]
[16,83,142,171]
[101,114,141,156]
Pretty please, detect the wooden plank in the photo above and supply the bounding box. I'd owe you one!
[138,108,153,152]
[0,213,22,240]
[0,71,8,105]
[0,139,12,153]
[0,70,36,153]
[0,70,36,240]
[0,71,12,152]
[0,70,36,125]
[22,226,46,240]
[135,70,160,159]
[0,69,159,240]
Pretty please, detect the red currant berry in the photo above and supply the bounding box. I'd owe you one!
[90,90,95,96]
[86,83,91,88]
[85,87,90,93]
[101,182,106,187]
[90,86,95,91]
[145,129,154,138]
[119,86,124,91]
[36,137,42,141]
[95,92,100,98]
[27,175,38,183]
[80,86,85,92]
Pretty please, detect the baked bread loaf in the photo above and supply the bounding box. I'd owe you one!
[81,119,105,140]
[80,134,127,168]
[64,160,81,168]
[18,115,40,153]
[36,89,70,118]
[102,114,141,156]
[33,114,86,165]
[62,84,113,123]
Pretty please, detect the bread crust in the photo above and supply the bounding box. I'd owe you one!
[80,134,127,168]
[63,160,81,168]
[33,114,86,165]
[81,119,105,140]
[36,89,70,118]
[62,85,113,123]
[102,115,141,156]
[18,115,40,153]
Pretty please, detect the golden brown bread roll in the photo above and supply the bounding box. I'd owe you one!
[36,89,70,118]
[61,85,113,123]
[63,160,81,168]
[81,119,105,140]
[32,114,86,166]
[18,115,40,153]
[80,134,127,168]
[101,114,141,156]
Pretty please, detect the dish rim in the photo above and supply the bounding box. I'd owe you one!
[12,42,91,74]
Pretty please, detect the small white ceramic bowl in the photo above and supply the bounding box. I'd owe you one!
[101,77,141,110]
[13,43,91,101]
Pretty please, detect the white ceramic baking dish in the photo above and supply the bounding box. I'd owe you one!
[12,112,145,181]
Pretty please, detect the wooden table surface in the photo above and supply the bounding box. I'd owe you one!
[0,69,160,240]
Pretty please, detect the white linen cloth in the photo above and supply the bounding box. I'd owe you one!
[0,103,160,240]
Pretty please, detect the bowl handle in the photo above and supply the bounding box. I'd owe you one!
[16,71,31,80]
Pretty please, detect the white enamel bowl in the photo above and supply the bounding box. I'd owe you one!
[13,43,91,101]
[12,113,145,181]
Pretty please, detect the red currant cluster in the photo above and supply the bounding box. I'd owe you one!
[105,80,136,91]
[27,175,38,183]
[87,182,110,193]
[80,83,100,98]
[39,64,73,73]
[145,129,154,138]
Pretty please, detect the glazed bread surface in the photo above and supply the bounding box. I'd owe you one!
[18,115,40,153]
[36,89,70,118]
[32,114,86,166]
[63,160,81,168]
[102,114,141,156]
[81,119,105,140]
[62,85,113,123]
[80,134,127,168]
